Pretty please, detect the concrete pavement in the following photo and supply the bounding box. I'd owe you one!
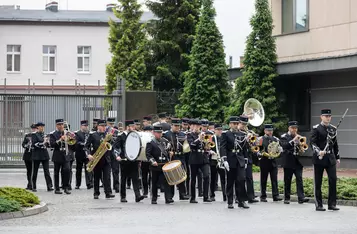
[1,169,357,234]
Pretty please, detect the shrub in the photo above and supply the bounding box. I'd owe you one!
[0,187,40,207]
[254,177,357,200]
[0,197,21,213]
[252,165,260,173]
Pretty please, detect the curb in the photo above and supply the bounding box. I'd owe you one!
[259,192,357,207]
[0,202,48,221]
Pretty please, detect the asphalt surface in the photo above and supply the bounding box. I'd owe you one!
[1,169,357,234]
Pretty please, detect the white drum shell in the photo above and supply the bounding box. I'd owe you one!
[125,131,153,161]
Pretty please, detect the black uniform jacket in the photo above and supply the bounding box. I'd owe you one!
[75,130,89,162]
[310,123,339,166]
[84,131,113,164]
[50,130,76,163]
[146,138,170,171]
[22,132,33,161]
[163,130,186,159]
[31,132,50,161]
[259,135,279,168]
[220,130,248,168]
[280,132,303,169]
[187,131,210,165]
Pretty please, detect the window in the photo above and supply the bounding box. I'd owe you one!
[282,0,308,34]
[77,46,91,73]
[6,45,21,72]
[42,45,56,72]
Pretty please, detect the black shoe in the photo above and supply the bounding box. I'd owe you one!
[47,188,54,192]
[100,184,104,188]
[260,198,267,202]
[151,200,157,204]
[316,206,326,211]
[210,197,216,202]
[143,194,148,198]
[228,204,234,209]
[328,206,340,211]
[248,199,259,203]
[203,198,212,202]
[298,198,310,204]
[235,199,238,204]
[26,185,32,190]
[273,197,283,201]
[190,200,198,204]
[75,186,80,190]
[68,186,72,191]
[165,199,174,204]
[87,185,93,189]
[179,195,190,200]
[64,189,71,195]
[106,194,115,199]
[55,190,63,194]
[135,195,145,202]
[115,189,120,193]
[238,202,250,209]
[121,198,127,203]
[32,189,37,192]
[198,193,203,197]
[223,196,227,202]
[94,195,99,199]
[284,200,290,204]
[127,186,131,189]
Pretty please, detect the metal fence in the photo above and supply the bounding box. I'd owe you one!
[156,89,181,115]
[0,93,124,163]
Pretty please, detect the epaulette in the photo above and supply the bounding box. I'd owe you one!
[281,133,287,138]
[313,124,319,129]
[273,136,280,141]
[330,124,337,129]
[49,130,55,134]
[89,131,95,134]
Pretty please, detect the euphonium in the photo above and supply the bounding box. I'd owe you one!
[262,141,282,158]
[202,133,215,149]
[86,128,113,172]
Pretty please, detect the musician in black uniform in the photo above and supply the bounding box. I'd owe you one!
[75,120,93,189]
[146,125,174,204]
[141,125,153,197]
[187,119,212,203]
[155,113,171,131]
[84,119,115,199]
[209,123,226,201]
[220,116,249,209]
[257,124,282,202]
[280,121,309,204]
[134,119,141,131]
[163,118,190,200]
[106,117,120,193]
[310,109,340,211]
[22,123,37,190]
[143,116,152,127]
[64,122,75,190]
[30,122,53,192]
[182,118,191,193]
[116,120,145,203]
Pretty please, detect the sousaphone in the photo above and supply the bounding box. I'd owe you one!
[243,98,265,127]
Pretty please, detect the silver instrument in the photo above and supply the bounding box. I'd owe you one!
[243,98,265,127]
[213,135,225,169]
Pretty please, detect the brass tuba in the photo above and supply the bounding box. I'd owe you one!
[86,127,113,172]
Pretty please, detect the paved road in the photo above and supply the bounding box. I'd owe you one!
[1,169,356,234]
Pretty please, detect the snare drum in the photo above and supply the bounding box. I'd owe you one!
[125,131,153,161]
[162,160,187,186]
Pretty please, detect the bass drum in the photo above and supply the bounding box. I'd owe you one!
[125,131,153,161]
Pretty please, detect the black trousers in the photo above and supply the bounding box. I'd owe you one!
[197,169,203,195]
[227,166,247,204]
[120,162,141,199]
[32,160,53,189]
[260,164,279,199]
[141,161,150,195]
[68,160,74,188]
[284,167,305,201]
[24,160,33,188]
[245,163,255,200]
[93,162,112,196]
[76,160,93,188]
[210,165,226,199]
[185,153,191,195]
[151,169,172,202]
[111,159,120,191]
[190,164,210,200]
[314,164,337,207]
[54,161,70,191]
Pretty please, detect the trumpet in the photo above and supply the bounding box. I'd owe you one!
[294,135,309,154]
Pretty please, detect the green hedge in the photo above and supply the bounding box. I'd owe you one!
[254,177,357,200]
[0,187,40,208]
[0,197,21,213]
[252,165,260,173]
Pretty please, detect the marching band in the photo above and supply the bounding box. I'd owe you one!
[21,99,342,211]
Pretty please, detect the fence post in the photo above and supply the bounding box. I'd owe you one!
[28,79,30,94]
[4,78,6,94]
[4,94,9,160]
[151,76,154,91]
[121,78,126,122]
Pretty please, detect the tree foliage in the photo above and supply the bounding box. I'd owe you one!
[229,0,286,133]
[106,0,150,93]
[176,0,230,122]
[146,0,201,91]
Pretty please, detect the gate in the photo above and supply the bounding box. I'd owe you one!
[156,89,181,115]
[0,93,124,164]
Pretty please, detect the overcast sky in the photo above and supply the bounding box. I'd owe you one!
[1,0,255,67]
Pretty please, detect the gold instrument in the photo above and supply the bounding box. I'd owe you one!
[63,121,76,146]
[86,127,113,172]
[202,133,215,149]
[262,141,282,158]
[296,135,309,154]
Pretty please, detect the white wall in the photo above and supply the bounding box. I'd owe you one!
[0,24,111,86]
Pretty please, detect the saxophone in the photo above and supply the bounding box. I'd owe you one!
[86,127,113,172]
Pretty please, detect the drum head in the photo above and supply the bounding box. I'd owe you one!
[162,160,181,171]
[125,132,142,161]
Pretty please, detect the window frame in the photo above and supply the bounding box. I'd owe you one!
[77,46,91,74]
[6,45,21,73]
[281,0,309,35]
[42,45,57,73]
